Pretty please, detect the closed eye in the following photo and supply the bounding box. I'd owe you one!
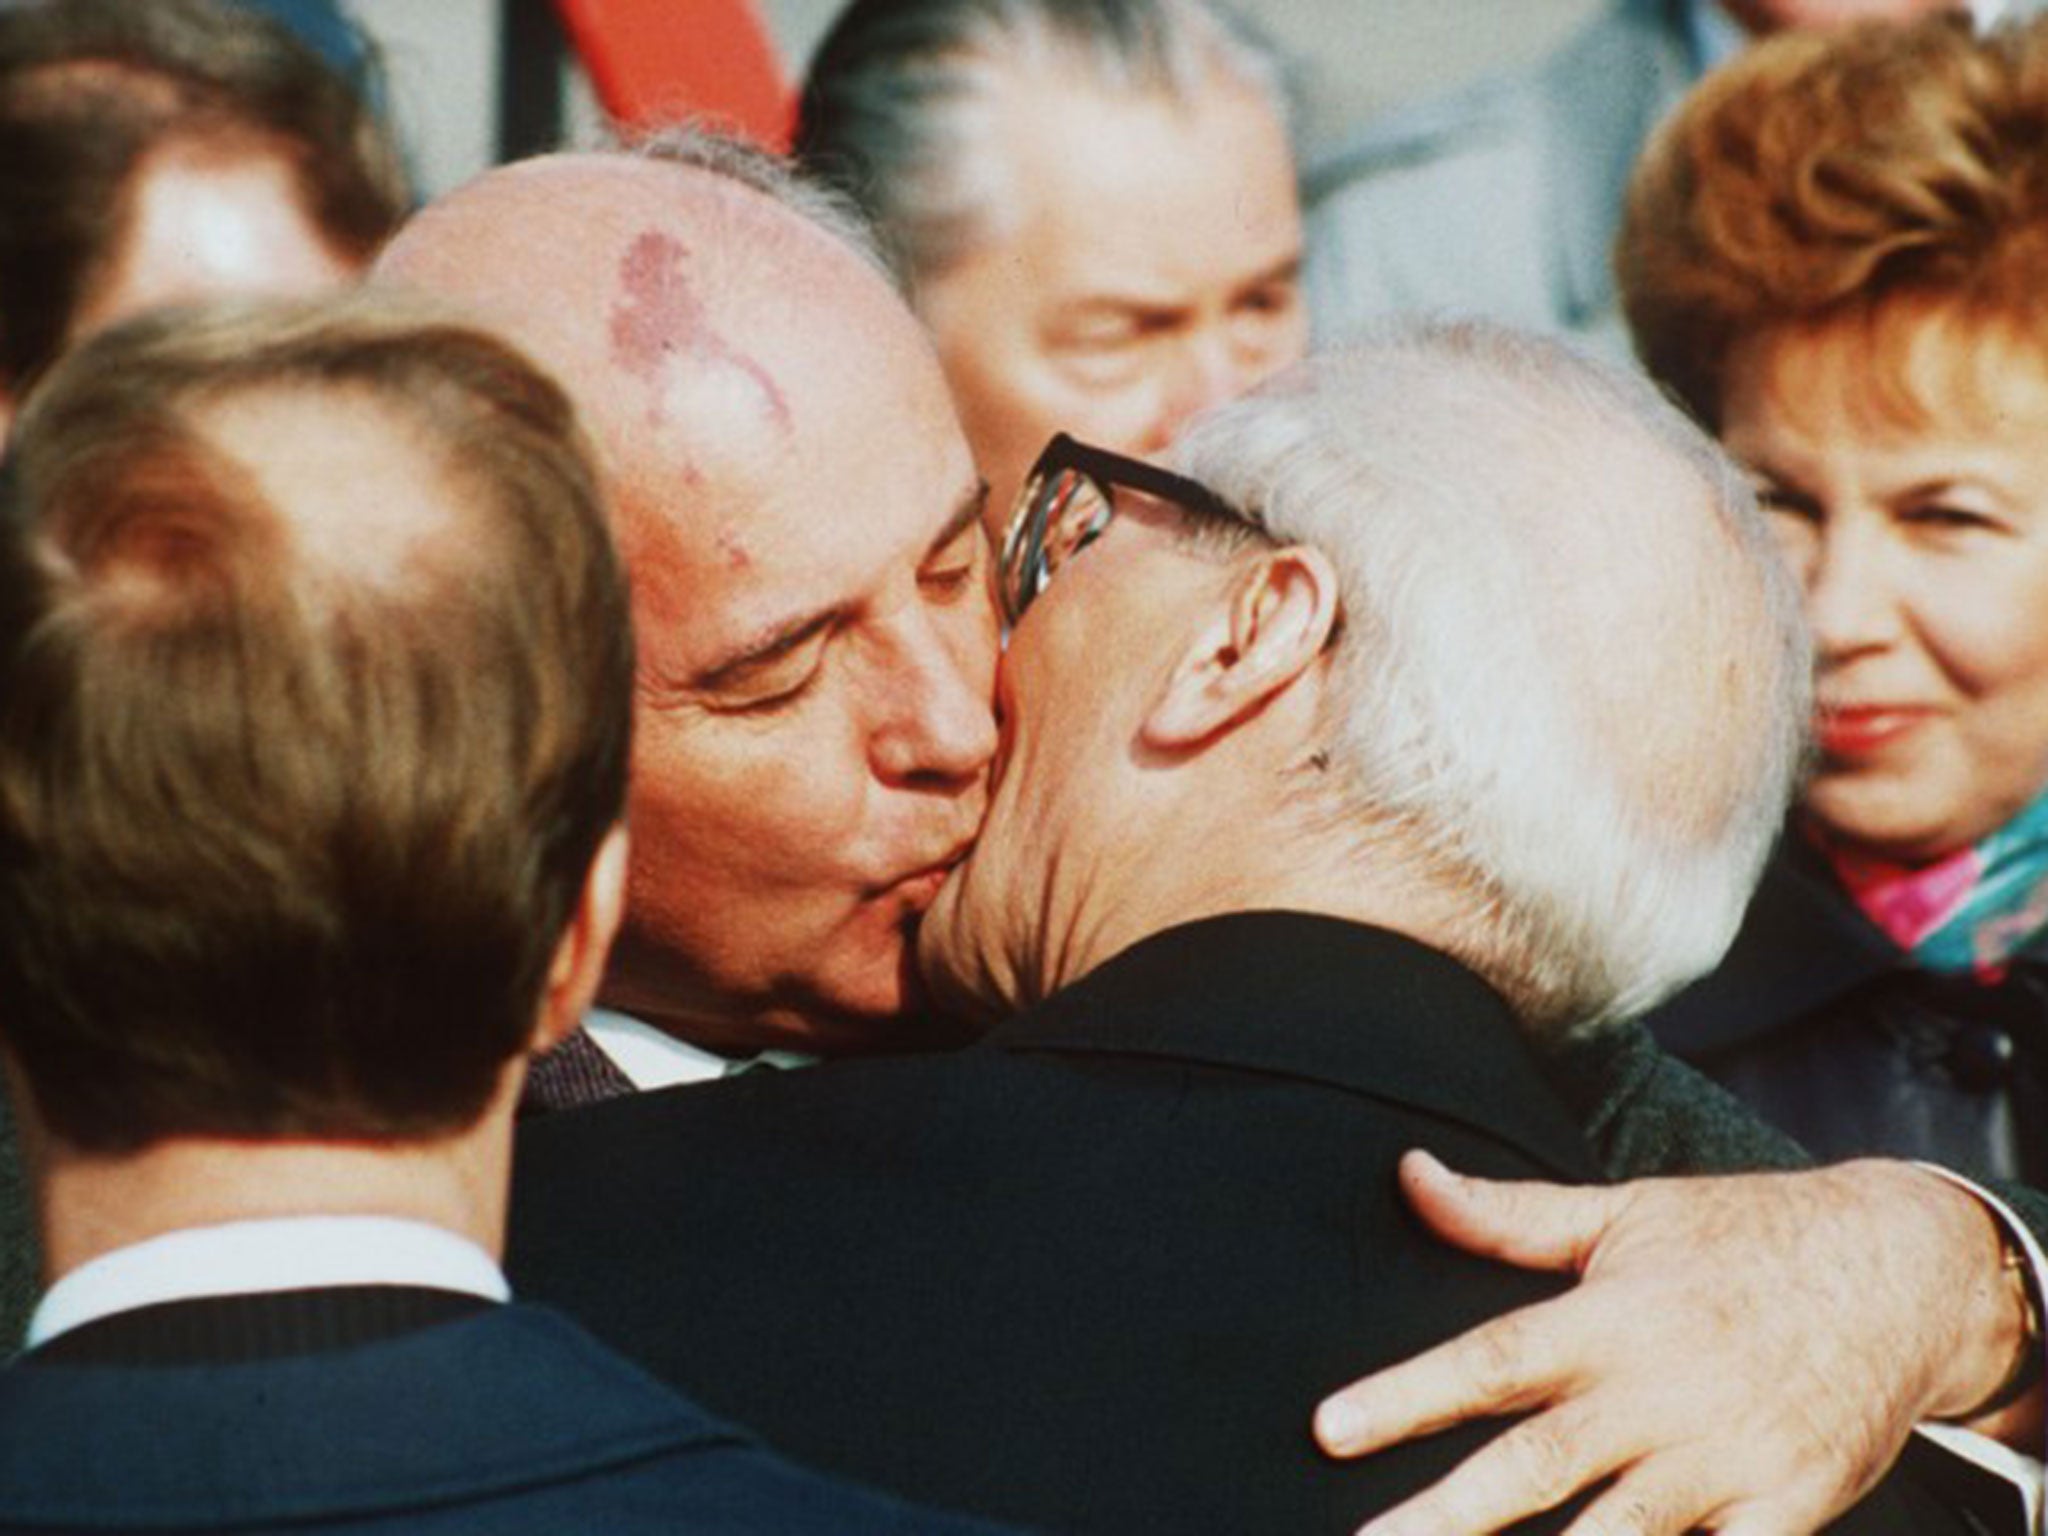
[1902,503,1998,533]
[1754,483,1822,521]
[1235,275,1301,320]
[920,561,980,599]
[918,492,990,602]
[696,625,834,715]
[710,662,824,715]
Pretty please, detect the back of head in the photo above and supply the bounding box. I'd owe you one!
[0,293,632,1153]
[1619,10,2048,425]
[0,0,410,394]
[1173,320,1810,1032]
[795,0,1290,291]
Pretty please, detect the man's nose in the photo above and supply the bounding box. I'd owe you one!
[869,607,1000,788]
[1151,329,1261,446]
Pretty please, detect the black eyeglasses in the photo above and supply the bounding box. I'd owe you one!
[998,433,1242,625]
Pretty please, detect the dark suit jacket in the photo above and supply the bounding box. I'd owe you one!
[510,912,1978,1534]
[0,1288,1013,1534]
[1643,846,2048,1185]
[0,1080,31,1359]
[1550,853,2048,1269]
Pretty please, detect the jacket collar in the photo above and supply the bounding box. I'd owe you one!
[1652,843,1908,1056]
[1654,832,2048,1057]
[986,911,1595,1181]
[0,1305,734,1525]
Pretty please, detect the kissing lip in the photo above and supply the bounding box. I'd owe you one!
[872,843,976,903]
[1814,703,1932,757]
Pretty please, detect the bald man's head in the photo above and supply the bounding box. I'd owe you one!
[378,148,888,522]
[376,145,1000,1056]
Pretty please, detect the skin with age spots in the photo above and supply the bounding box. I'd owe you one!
[609,230,792,434]
[715,530,753,571]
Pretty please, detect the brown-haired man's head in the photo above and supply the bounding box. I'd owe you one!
[0,292,632,1154]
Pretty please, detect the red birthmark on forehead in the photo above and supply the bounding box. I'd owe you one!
[608,229,793,434]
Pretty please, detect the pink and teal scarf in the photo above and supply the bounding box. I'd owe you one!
[1815,792,2048,980]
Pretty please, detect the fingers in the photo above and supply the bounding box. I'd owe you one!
[1315,1298,1577,1457]
[1327,1163,1950,1536]
[1342,1431,1841,1536]
[1557,1461,1717,1536]
[1715,1513,1815,1536]
[1349,1400,1637,1536]
[1560,1463,1841,1536]
[1397,1149,1620,1273]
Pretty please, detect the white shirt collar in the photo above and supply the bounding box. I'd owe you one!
[27,1215,508,1349]
[583,1006,814,1088]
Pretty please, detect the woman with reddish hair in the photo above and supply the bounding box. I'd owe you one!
[1622,11,2048,1184]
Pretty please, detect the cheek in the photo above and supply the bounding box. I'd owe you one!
[1763,516,1818,588]
[1041,357,1174,448]
[944,356,1067,515]
[1002,574,1139,771]
[1913,561,2048,707]
[1250,320,1310,391]
[1090,391,1180,458]
[972,361,1104,445]
[625,714,870,898]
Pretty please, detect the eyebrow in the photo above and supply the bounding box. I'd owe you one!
[1241,252,1304,295]
[687,480,988,694]
[1894,474,2001,501]
[1053,253,1304,325]
[926,481,990,560]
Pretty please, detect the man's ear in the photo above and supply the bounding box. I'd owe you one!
[530,824,630,1056]
[1143,544,1341,750]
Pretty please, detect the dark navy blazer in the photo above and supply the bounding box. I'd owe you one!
[0,1297,1015,1534]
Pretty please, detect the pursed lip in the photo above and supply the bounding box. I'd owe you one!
[1813,703,1934,758]
[869,842,975,906]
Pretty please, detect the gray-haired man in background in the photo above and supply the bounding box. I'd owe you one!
[796,0,1308,532]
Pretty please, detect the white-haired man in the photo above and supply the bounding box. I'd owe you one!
[506,322,1991,1534]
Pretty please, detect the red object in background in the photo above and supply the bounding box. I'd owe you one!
[548,0,793,150]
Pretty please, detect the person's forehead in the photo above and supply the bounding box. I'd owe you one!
[987,71,1300,302]
[385,152,981,666]
[1730,314,2048,451]
[82,148,358,329]
[620,320,979,675]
